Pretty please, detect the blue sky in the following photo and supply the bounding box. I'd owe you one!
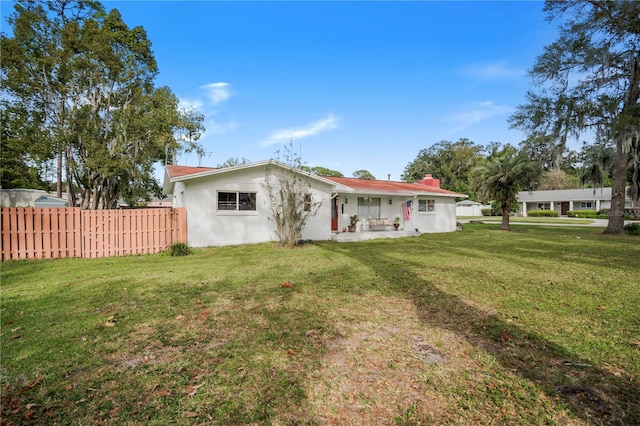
[2,1,556,182]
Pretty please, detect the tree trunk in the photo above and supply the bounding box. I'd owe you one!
[56,152,63,198]
[605,55,640,233]
[64,147,76,207]
[501,204,511,231]
[603,146,629,234]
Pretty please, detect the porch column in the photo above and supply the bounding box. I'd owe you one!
[596,199,600,211]
[522,202,527,217]
[550,201,554,211]
[569,201,574,211]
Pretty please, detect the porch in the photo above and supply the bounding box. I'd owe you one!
[330,229,422,242]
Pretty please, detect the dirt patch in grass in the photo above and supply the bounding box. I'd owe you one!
[306,296,453,424]
[306,295,583,425]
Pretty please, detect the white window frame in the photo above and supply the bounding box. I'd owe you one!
[304,193,312,212]
[357,196,381,219]
[217,191,257,213]
[418,199,436,213]
[580,201,593,208]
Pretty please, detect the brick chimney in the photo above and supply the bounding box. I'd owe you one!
[417,173,440,189]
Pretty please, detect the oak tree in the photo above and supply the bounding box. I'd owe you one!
[1,0,205,208]
[510,0,640,234]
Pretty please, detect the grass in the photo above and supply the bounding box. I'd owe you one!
[1,224,639,425]
[457,216,596,224]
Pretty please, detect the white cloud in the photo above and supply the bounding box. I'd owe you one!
[449,101,511,132]
[262,113,339,147]
[200,82,233,105]
[176,83,236,140]
[459,61,524,80]
[205,118,238,135]
[178,98,204,111]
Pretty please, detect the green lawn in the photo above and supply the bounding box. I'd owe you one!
[2,224,639,425]
[457,216,596,224]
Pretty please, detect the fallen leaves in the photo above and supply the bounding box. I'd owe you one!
[157,389,171,397]
[1,376,45,422]
[280,282,293,288]
[184,382,205,398]
[104,315,117,327]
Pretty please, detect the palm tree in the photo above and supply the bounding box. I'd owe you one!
[472,153,540,231]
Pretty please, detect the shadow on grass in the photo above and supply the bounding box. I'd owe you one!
[443,224,640,273]
[318,239,640,424]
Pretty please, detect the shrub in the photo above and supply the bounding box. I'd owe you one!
[169,242,191,256]
[527,210,559,217]
[481,208,493,216]
[567,210,606,218]
[625,207,640,218]
[624,222,640,236]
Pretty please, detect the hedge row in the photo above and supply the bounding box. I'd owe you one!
[597,207,640,218]
[527,210,559,217]
[566,210,607,219]
[567,208,639,219]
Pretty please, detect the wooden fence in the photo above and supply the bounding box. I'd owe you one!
[1,207,187,260]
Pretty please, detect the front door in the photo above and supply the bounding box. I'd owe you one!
[561,202,569,216]
[331,195,339,231]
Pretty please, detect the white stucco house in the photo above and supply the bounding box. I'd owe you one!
[517,187,632,217]
[455,200,490,217]
[163,161,466,247]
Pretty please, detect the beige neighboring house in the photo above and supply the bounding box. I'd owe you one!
[517,187,632,217]
[163,161,466,247]
[0,188,68,208]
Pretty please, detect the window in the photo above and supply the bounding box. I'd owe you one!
[218,191,256,211]
[537,203,550,210]
[580,202,593,208]
[357,197,381,218]
[304,194,312,212]
[418,199,435,212]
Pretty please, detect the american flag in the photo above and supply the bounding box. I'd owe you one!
[402,200,412,221]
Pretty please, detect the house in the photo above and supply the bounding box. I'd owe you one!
[0,188,68,208]
[517,187,632,216]
[455,200,490,217]
[163,161,466,247]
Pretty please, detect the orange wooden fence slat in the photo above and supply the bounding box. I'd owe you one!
[0,207,186,260]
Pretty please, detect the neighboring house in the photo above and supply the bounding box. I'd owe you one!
[0,189,68,208]
[517,187,632,217]
[163,161,466,247]
[455,200,489,217]
[146,197,173,208]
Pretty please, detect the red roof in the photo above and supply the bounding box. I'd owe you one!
[324,176,463,196]
[166,165,216,179]
[165,164,464,197]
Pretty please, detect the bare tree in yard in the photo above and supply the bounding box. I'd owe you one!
[264,143,322,248]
